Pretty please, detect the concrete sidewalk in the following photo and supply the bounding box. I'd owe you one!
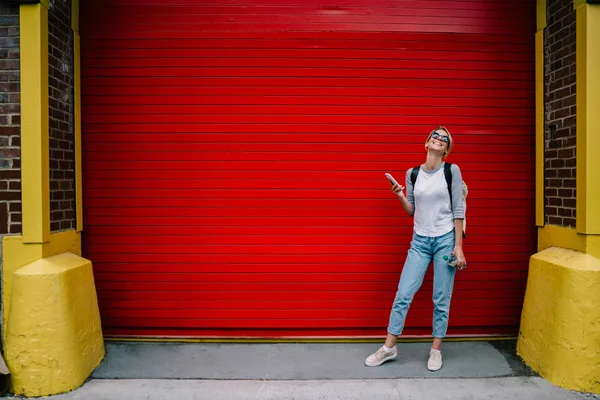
[22,377,594,400]
[2,340,597,399]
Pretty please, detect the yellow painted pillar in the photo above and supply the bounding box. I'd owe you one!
[535,0,545,227]
[73,0,83,233]
[576,4,600,235]
[20,2,50,244]
[2,0,105,397]
[517,1,600,395]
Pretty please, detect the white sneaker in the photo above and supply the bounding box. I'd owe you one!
[365,346,397,367]
[427,348,443,371]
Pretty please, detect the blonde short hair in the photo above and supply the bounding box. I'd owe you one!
[425,125,453,158]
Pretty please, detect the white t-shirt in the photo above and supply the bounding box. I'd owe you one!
[405,162,465,237]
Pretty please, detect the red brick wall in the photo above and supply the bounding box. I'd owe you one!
[0,3,21,235]
[48,0,75,232]
[544,0,577,227]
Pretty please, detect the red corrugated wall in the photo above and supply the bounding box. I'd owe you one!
[81,0,536,337]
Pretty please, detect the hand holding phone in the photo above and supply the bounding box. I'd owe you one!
[385,173,405,198]
[385,173,399,186]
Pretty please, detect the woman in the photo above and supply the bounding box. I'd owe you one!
[365,126,466,371]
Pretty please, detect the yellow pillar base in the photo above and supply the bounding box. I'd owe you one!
[517,247,600,394]
[4,252,105,397]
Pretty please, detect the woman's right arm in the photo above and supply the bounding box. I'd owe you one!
[392,184,414,216]
[391,168,415,216]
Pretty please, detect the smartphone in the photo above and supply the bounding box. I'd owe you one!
[385,173,400,186]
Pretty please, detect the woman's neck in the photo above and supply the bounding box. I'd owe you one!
[423,152,443,171]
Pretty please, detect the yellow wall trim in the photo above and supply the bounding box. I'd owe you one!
[72,0,83,231]
[74,33,83,232]
[72,0,79,33]
[538,225,585,252]
[537,0,547,31]
[20,3,50,244]
[576,5,587,232]
[574,0,588,9]
[535,30,544,226]
[39,0,49,8]
[538,225,600,259]
[576,4,600,234]
[589,3,600,224]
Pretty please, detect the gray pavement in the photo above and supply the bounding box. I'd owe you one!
[92,340,531,380]
[2,340,598,399]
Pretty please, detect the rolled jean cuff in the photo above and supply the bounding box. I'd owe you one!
[432,327,448,338]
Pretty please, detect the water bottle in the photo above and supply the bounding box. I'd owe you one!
[443,255,466,269]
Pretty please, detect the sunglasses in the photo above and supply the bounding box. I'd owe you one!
[431,131,450,144]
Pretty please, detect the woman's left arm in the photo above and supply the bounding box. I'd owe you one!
[453,219,466,268]
[450,164,466,269]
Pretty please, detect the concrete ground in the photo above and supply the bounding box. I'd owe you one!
[19,377,596,400]
[2,340,598,399]
[92,340,532,380]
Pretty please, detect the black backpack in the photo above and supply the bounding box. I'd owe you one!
[410,163,467,238]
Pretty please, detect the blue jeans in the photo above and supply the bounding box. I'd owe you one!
[387,229,456,338]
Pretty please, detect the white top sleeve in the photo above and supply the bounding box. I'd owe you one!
[450,164,465,220]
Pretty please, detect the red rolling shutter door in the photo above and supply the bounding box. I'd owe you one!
[81,1,536,337]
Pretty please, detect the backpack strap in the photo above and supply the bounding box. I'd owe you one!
[444,162,453,206]
[410,165,420,188]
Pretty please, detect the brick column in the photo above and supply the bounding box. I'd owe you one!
[544,0,577,227]
[48,0,75,232]
[0,3,21,235]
